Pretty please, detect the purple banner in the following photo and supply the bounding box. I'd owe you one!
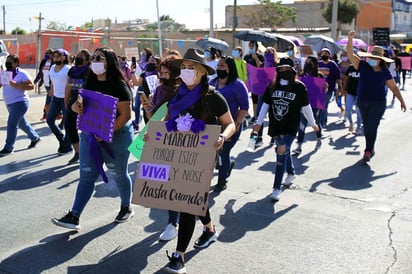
[298,76,326,110]
[77,89,118,142]
[246,63,276,95]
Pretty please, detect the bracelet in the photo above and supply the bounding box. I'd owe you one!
[219,134,227,142]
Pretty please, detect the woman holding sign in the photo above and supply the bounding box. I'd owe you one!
[160,48,235,274]
[52,47,134,230]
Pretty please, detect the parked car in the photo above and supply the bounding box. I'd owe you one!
[0,40,9,70]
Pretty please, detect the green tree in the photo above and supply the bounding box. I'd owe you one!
[322,0,359,35]
[243,0,297,28]
[11,27,26,35]
[146,15,184,32]
[46,21,67,31]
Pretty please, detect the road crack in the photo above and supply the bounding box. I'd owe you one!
[385,211,397,274]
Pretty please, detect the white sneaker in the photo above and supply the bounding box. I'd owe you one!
[270,188,281,201]
[283,174,296,186]
[159,223,178,241]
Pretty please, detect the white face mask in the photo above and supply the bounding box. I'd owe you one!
[280,79,289,86]
[91,62,106,75]
[180,69,196,86]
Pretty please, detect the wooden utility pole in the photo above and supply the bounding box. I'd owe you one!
[232,0,237,48]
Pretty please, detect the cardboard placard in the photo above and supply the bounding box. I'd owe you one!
[298,76,327,110]
[128,102,168,161]
[77,89,118,142]
[132,121,221,216]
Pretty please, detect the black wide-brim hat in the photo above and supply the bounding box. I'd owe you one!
[276,57,297,74]
[171,48,216,75]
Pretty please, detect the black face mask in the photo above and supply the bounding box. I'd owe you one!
[160,78,169,85]
[321,55,329,61]
[216,69,228,79]
[5,61,13,71]
[54,60,63,65]
[279,70,294,80]
[75,57,84,66]
[146,63,156,72]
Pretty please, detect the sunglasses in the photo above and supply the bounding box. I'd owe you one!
[91,55,106,62]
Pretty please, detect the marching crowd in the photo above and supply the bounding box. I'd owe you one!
[0,31,409,273]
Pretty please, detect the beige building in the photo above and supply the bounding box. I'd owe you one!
[225,0,330,30]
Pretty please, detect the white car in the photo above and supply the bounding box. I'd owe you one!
[0,40,9,70]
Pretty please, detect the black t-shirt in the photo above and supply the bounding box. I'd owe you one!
[262,81,309,136]
[84,79,132,102]
[243,53,264,67]
[345,65,360,96]
[171,87,229,126]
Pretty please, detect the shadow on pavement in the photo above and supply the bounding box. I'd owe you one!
[309,161,397,192]
[218,197,298,243]
[0,223,116,274]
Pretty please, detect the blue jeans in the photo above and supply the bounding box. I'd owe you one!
[320,91,334,126]
[71,121,134,217]
[168,210,179,226]
[46,96,71,148]
[272,134,296,190]
[4,101,40,151]
[357,100,386,153]
[296,108,322,144]
[345,94,362,129]
[133,94,141,124]
[217,124,242,181]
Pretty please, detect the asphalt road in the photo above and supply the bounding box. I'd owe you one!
[1,68,412,274]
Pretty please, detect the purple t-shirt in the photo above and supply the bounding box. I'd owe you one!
[318,60,341,93]
[209,78,249,119]
[357,60,393,102]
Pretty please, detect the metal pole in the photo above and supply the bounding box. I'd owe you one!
[231,0,237,48]
[209,0,214,38]
[2,5,5,34]
[35,12,42,94]
[156,0,163,55]
[331,0,338,41]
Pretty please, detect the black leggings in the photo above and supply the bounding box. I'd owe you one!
[65,97,80,144]
[176,208,211,253]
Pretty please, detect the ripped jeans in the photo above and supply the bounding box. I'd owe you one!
[71,121,134,217]
[272,134,296,190]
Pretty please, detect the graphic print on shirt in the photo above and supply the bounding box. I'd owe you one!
[271,89,296,121]
[348,71,360,78]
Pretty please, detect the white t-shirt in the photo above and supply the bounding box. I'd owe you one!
[2,68,31,105]
[49,64,71,98]
[42,60,52,87]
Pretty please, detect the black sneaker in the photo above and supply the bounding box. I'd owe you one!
[0,148,13,157]
[194,225,218,248]
[115,206,135,223]
[67,153,79,165]
[213,180,227,192]
[164,251,186,274]
[58,146,73,155]
[28,138,41,149]
[51,211,80,230]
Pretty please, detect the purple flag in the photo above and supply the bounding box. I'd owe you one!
[298,76,326,110]
[77,89,118,142]
[246,63,276,95]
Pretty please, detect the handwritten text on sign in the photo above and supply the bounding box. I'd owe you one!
[132,121,221,216]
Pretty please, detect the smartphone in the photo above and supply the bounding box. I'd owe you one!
[138,91,149,103]
[131,56,137,70]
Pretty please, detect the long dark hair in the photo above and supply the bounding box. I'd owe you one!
[222,56,238,84]
[86,47,127,84]
[303,56,321,77]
